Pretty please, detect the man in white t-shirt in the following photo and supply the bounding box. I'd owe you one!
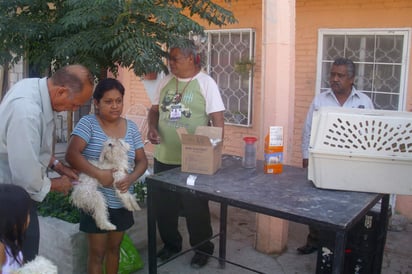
[147,40,225,268]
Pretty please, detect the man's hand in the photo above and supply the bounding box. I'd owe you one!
[147,128,161,144]
[50,176,73,195]
[54,162,79,181]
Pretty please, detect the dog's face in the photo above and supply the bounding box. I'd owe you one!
[99,138,130,163]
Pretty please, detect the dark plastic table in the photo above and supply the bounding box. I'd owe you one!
[146,155,389,274]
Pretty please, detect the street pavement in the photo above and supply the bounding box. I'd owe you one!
[129,202,412,274]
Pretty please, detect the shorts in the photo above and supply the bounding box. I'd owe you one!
[79,207,134,233]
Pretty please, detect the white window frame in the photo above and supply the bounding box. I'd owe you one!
[316,28,411,111]
[200,28,256,127]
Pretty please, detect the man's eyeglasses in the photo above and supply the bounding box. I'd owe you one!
[330,72,347,79]
[168,56,188,63]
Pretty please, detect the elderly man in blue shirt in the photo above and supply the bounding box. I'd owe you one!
[299,57,375,255]
[0,64,94,262]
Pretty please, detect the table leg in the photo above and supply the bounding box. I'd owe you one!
[219,203,228,268]
[147,182,157,274]
[373,194,390,273]
[331,230,346,274]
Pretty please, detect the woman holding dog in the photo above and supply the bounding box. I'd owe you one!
[65,78,148,274]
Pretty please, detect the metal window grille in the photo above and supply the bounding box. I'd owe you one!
[317,29,410,111]
[198,28,255,126]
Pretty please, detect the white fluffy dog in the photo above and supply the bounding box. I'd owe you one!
[71,138,141,230]
[11,256,57,274]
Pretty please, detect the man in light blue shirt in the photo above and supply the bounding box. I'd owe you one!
[0,64,94,261]
[299,57,374,255]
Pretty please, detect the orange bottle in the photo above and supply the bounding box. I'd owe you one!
[264,126,283,174]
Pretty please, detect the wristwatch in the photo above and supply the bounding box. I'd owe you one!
[50,159,60,170]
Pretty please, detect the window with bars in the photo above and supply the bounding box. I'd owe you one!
[198,28,255,126]
[317,29,410,111]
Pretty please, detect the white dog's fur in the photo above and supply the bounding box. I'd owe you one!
[71,138,141,230]
[11,256,57,274]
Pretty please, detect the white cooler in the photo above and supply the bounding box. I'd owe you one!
[308,107,412,195]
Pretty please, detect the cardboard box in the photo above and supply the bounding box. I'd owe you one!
[264,126,284,174]
[177,126,223,175]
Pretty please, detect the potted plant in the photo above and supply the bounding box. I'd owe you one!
[232,111,246,124]
[234,58,255,77]
[37,191,87,273]
[142,72,158,80]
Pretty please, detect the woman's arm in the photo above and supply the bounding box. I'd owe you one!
[114,148,148,193]
[0,242,6,271]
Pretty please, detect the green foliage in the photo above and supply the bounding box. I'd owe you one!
[37,191,80,224]
[134,180,147,206]
[234,58,255,75]
[38,178,148,223]
[0,0,236,78]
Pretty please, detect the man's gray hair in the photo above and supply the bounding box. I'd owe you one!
[169,39,197,59]
[51,65,94,94]
[333,57,356,78]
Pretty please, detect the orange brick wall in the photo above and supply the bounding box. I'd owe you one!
[120,0,264,158]
[117,0,412,218]
[119,0,412,168]
[116,69,152,113]
[294,0,412,219]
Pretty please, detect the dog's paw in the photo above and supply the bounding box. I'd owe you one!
[128,202,141,211]
[132,200,142,211]
[123,197,141,211]
[96,221,117,231]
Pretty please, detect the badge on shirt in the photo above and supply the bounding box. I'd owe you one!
[169,105,182,120]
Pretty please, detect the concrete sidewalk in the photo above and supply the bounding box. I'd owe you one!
[129,202,412,274]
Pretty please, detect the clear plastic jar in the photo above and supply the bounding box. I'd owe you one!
[242,137,258,168]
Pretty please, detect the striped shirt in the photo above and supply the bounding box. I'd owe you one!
[72,114,144,208]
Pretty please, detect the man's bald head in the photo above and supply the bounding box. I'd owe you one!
[50,64,94,94]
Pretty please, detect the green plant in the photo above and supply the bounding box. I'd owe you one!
[134,180,148,206]
[0,1,237,78]
[38,191,80,224]
[234,58,255,76]
[232,111,246,123]
[38,171,149,222]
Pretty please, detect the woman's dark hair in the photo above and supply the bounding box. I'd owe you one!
[0,184,31,265]
[93,78,125,102]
